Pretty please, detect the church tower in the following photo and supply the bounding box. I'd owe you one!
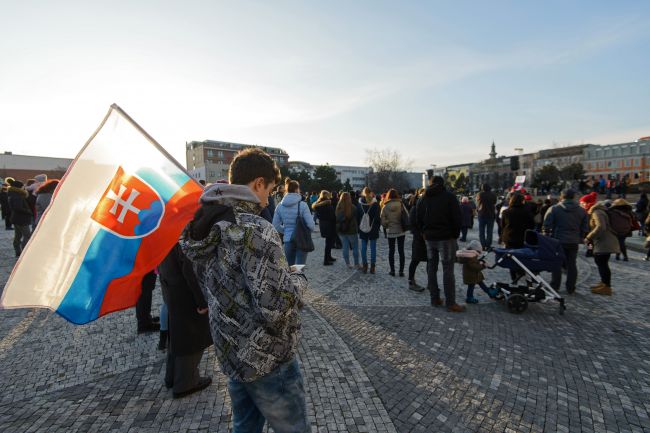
[489,141,497,160]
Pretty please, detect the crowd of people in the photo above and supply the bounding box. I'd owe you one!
[264,178,650,304]
[8,149,649,432]
[0,174,59,258]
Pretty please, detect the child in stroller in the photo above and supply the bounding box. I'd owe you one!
[456,240,499,304]
[488,230,567,314]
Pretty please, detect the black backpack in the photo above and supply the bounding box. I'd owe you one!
[291,203,315,252]
[607,208,631,237]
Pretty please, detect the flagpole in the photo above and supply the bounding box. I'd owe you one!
[109,104,198,182]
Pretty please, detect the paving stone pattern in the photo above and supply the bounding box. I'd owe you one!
[0,226,649,432]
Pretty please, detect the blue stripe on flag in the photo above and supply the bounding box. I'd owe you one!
[136,168,190,203]
[57,232,141,324]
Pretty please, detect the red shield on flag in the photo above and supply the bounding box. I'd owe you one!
[91,167,165,238]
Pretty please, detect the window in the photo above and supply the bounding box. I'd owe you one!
[217,150,224,158]
[207,150,214,157]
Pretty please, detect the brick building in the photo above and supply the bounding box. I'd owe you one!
[583,138,650,184]
[0,152,72,183]
[185,140,289,184]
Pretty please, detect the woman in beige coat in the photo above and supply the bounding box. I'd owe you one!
[585,202,620,295]
[380,189,407,277]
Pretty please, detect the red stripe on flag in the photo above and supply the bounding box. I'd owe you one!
[98,180,202,317]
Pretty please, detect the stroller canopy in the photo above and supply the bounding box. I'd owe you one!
[493,230,566,273]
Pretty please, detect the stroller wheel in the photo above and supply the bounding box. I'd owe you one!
[506,294,528,314]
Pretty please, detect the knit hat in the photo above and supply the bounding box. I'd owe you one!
[34,174,47,183]
[11,180,24,188]
[467,240,482,252]
[579,192,598,206]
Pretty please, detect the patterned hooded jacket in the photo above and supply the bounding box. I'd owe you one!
[180,184,308,382]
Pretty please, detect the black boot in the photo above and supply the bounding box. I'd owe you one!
[158,330,168,351]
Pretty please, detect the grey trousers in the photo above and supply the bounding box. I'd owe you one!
[425,239,458,306]
[165,348,204,394]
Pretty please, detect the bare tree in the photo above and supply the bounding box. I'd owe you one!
[365,148,413,194]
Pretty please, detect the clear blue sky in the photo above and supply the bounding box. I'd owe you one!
[1,0,648,171]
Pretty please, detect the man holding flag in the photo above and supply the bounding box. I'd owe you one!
[181,148,310,433]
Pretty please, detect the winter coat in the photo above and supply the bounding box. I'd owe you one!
[586,204,621,255]
[416,184,462,241]
[159,243,212,357]
[260,194,275,223]
[180,184,308,382]
[312,200,336,239]
[0,190,9,216]
[457,255,485,285]
[26,193,36,221]
[542,199,589,245]
[476,190,497,218]
[409,205,427,261]
[635,195,648,214]
[8,187,32,226]
[460,203,474,229]
[500,203,535,248]
[336,209,358,235]
[380,199,406,238]
[356,198,381,241]
[272,193,315,244]
[35,181,59,225]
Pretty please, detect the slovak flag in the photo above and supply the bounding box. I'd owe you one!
[0,104,203,324]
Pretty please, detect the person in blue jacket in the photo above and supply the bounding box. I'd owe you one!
[273,180,315,265]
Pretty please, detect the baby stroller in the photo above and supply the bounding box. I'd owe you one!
[487,230,566,315]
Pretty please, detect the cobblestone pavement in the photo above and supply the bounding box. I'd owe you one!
[0,226,649,432]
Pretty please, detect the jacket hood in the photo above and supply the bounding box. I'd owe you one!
[425,184,445,196]
[312,199,331,208]
[37,180,59,194]
[279,192,303,207]
[8,186,27,197]
[383,199,402,208]
[559,199,580,212]
[589,202,608,214]
[182,187,249,263]
[201,184,260,206]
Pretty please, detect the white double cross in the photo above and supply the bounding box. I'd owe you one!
[105,184,141,223]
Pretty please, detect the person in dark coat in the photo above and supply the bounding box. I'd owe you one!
[0,179,12,230]
[357,187,381,274]
[7,180,33,257]
[407,189,427,291]
[260,193,275,223]
[501,193,535,249]
[459,196,474,242]
[312,190,337,265]
[416,176,464,312]
[159,243,213,399]
[500,193,535,281]
[475,183,497,250]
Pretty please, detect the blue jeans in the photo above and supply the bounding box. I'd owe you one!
[284,242,307,266]
[340,234,359,266]
[160,302,168,332]
[360,238,377,265]
[467,282,490,299]
[477,215,495,249]
[228,358,309,433]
